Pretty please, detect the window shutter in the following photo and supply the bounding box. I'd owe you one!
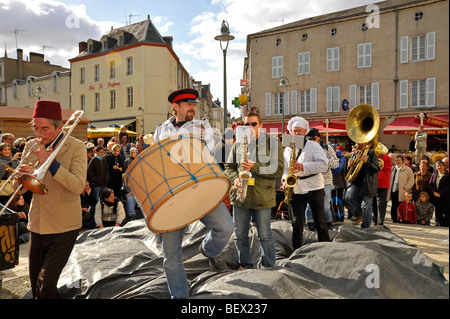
[265,92,272,116]
[272,57,278,78]
[333,86,340,112]
[334,47,340,71]
[291,90,298,114]
[298,53,304,75]
[399,80,408,109]
[326,87,333,112]
[371,82,379,109]
[304,52,310,74]
[426,32,435,61]
[400,36,409,63]
[358,44,364,68]
[366,43,372,67]
[284,91,290,115]
[310,88,317,113]
[349,85,357,109]
[426,77,436,107]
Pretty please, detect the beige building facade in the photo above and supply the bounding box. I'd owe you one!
[3,71,70,109]
[245,0,449,151]
[0,49,69,107]
[70,16,193,136]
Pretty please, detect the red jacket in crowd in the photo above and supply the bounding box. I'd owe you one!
[397,201,417,224]
[377,153,392,189]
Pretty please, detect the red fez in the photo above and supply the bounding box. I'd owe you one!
[337,145,345,152]
[168,88,199,104]
[33,100,62,120]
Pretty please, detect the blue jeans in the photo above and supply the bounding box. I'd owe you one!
[306,184,332,223]
[345,184,374,228]
[91,186,107,203]
[125,193,138,219]
[233,206,275,268]
[158,202,233,299]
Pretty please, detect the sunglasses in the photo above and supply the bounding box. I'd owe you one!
[244,122,259,127]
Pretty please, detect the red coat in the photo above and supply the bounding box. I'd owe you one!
[397,201,417,224]
[377,153,392,189]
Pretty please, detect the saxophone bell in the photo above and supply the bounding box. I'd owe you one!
[283,142,298,204]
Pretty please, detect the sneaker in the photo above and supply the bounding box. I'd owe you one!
[199,244,227,272]
[351,217,363,225]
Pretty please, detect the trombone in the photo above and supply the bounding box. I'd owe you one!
[0,110,84,215]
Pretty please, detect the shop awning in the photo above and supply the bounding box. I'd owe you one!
[87,126,139,138]
[383,115,448,135]
[89,118,136,129]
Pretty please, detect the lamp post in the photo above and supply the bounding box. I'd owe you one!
[276,76,290,134]
[215,20,234,133]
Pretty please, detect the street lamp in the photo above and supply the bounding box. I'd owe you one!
[215,20,235,133]
[276,76,290,134]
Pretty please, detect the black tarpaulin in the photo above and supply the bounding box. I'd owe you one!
[57,219,448,299]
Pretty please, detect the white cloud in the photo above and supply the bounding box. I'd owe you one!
[0,0,118,67]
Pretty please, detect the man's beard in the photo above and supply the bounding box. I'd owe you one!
[185,111,195,121]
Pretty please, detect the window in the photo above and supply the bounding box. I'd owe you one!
[80,95,85,111]
[272,56,283,78]
[80,68,85,85]
[399,78,435,108]
[411,35,426,61]
[414,12,424,21]
[95,92,100,112]
[411,80,426,108]
[400,32,435,63]
[298,52,310,75]
[94,64,100,82]
[127,87,134,108]
[299,88,317,114]
[273,92,284,116]
[326,86,340,112]
[330,28,337,36]
[110,90,116,110]
[326,47,339,71]
[301,33,308,41]
[126,57,133,76]
[357,43,372,68]
[109,61,116,79]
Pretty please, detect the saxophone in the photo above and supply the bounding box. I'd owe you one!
[236,136,252,202]
[284,142,298,204]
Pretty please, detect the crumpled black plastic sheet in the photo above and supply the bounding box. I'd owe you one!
[58,219,449,299]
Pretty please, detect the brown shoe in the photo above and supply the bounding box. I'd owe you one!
[351,217,363,225]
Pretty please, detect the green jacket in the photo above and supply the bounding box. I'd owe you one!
[225,132,284,209]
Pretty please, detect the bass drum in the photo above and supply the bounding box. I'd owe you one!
[124,134,230,233]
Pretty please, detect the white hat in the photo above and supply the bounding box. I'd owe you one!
[287,117,309,134]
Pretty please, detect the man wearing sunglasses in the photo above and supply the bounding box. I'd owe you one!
[225,112,284,270]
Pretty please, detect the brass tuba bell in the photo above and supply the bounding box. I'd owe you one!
[345,104,380,183]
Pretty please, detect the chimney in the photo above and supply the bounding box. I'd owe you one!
[78,41,87,53]
[17,48,24,79]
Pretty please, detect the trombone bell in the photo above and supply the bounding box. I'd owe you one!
[17,174,48,195]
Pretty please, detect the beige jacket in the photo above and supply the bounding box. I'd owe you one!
[387,164,414,202]
[19,135,87,234]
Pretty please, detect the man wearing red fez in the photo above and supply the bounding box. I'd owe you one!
[16,100,87,299]
[151,89,234,299]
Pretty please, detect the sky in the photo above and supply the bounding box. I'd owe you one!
[0,0,377,117]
